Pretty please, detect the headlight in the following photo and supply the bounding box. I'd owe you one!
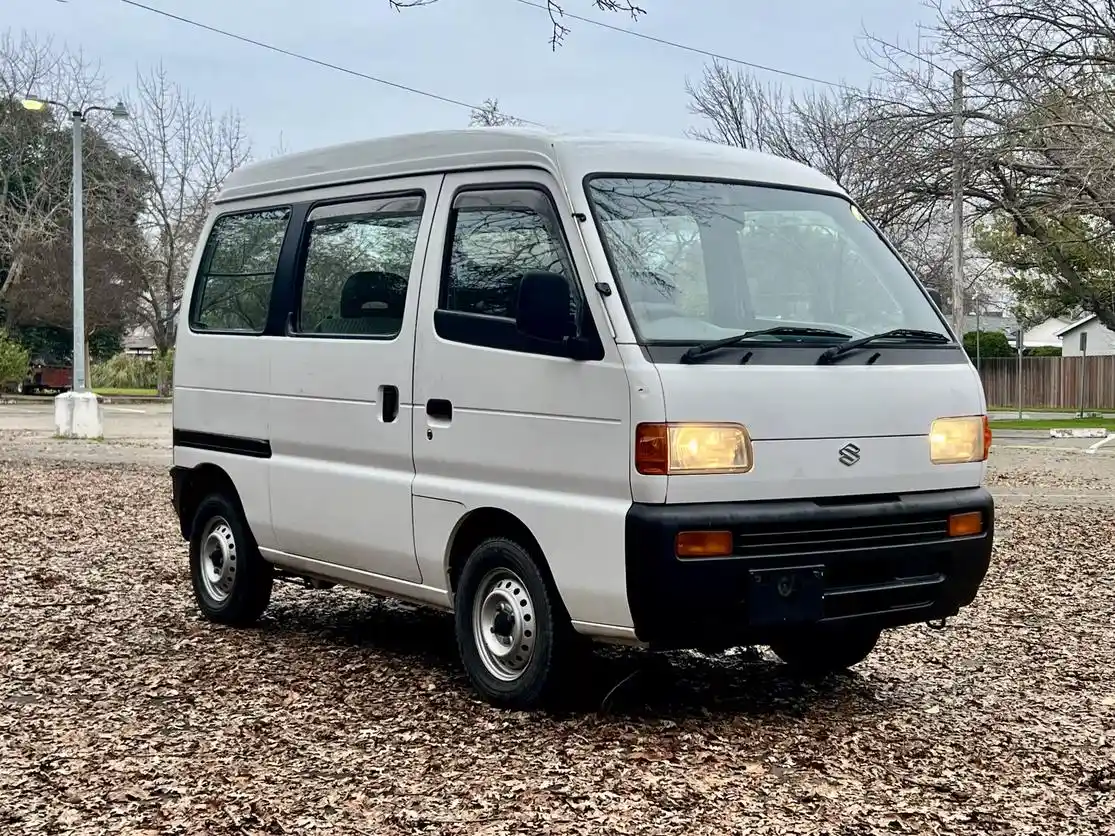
[930,415,990,464]
[635,423,753,475]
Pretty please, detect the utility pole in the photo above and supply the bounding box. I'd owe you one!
[951,69,965,339]
[70,109,86,394]
[19,95,129,438]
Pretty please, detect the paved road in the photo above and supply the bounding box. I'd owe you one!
[989,410,1115,421]
[2,401,1114,505]
[0,401,171,467]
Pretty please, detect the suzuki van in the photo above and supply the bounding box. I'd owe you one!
[170,128,994,709]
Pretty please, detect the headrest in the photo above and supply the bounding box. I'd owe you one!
[340,271,406,318]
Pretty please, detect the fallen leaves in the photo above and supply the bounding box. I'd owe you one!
[0,446,1113,834]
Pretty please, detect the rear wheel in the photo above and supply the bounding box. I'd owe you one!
[455,536,579,709]
[189,493,273,625]
[770,627,880,677]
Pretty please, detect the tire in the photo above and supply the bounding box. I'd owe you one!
[770,627,880,677]
[455,536,579,709]
[189,492,273,625]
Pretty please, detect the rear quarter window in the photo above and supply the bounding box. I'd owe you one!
[190,207,292,333]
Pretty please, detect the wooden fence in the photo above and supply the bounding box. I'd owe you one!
[977,355,1115,410]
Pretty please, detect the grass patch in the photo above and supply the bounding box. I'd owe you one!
[991,418,1115,431]
[92,387,160,397]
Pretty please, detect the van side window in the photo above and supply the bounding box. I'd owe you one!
[440,187,575,320]
[191,207,291,333]
[295,194,425,338]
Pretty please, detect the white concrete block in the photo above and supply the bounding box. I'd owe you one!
[54,391,103,439]
[1049,427,1108,439]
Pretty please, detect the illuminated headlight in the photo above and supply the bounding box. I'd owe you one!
[930,415,991,464]
[636,423,753,475]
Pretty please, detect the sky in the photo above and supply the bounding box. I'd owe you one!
[9,0,937,155]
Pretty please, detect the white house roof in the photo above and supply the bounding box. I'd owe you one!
[1022,315,1071,348]
[216,127,847,203]
[1054,315,1097,337]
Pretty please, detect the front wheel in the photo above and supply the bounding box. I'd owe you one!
[455,537,578,709]
[189,493,273,625]
[770,627,880,677]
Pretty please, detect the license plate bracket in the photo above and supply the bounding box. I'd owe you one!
[747,565,825,627]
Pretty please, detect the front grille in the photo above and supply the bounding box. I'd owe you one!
[734,515,949,559]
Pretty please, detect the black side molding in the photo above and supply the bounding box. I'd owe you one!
[172,429,272,459]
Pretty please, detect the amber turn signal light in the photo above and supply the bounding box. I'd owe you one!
[948,511,983,537]
[675,530,734,558]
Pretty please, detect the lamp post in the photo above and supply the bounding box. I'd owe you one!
[20,96,129,438]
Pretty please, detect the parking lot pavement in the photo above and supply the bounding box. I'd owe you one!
[2,402,1114,833]
[2,429,1114,833]
[3,399,1114,500]
[0,400,171,467]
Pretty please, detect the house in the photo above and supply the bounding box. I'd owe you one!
[1055,315,1115,356]
[123,326,157,358]
[963,311,1017,337]
[1021,316,1072,349]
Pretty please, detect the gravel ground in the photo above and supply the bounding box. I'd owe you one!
[1,437,1113,835]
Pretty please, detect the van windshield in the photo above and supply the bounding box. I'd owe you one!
[585,176,948,344]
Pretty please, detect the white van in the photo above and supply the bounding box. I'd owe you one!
[171,128,994,709]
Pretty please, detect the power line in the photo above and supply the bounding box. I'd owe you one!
[116,0,544,126]
[508,0,857,91]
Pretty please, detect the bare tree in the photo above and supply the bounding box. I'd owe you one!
[858,0,1115,330]
[388,0,646,48]
[469,97,525,127]
[113,64,252,368]
[0,31,110,308]
[684,59,987,306]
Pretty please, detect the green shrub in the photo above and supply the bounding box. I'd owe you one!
[90,350,175,393]
[962,330,1014,359]
[91,353,157,389]
[0,330,30,386]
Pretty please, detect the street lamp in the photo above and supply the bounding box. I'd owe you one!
[20,95,129,438]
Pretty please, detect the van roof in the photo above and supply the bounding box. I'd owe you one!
[216,127,846,204]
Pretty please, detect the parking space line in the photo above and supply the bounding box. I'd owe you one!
[1086,435,1115,455]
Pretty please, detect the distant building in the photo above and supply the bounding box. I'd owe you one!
[1017,316,1071,350]
[123,325,157,357]
[963,311,1017,337]
[1055,315,1115,356]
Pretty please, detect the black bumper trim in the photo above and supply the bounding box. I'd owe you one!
[624,487,994,648]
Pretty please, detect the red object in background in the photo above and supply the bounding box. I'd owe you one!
[19,362,72,395]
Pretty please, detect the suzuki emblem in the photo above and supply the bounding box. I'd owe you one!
[838,443,861,467]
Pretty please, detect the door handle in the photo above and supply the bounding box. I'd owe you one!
[380,384,399,423]
[426,398,453,422]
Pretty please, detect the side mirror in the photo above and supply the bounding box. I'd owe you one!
[516,271,577,344]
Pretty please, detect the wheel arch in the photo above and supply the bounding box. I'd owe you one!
[445,507,565,613]
[174,462,251,541]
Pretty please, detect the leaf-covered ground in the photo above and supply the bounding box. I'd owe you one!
[1,450,1113,835]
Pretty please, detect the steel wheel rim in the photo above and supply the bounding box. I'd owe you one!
[472,568,537,682]
[199,516,238,604]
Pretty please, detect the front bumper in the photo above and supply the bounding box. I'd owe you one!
[625,487,994,649]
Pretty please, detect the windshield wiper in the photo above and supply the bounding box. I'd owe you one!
[816,328,951,365]
[679,326,854,363]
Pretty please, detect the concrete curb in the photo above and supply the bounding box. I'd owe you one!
[1049,427,1109,439]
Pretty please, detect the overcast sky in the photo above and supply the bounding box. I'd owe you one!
[11,0,934,155]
